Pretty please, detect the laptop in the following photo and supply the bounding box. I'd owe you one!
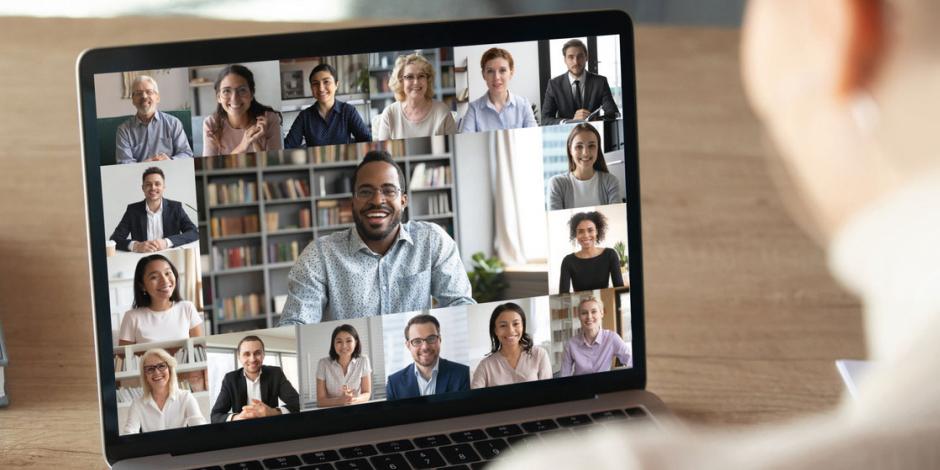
[77,10,669,469]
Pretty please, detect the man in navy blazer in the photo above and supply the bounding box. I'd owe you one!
[541,39,620,125]
[386,314,470,400]
[110,166,198,252]
[210,336,300,423]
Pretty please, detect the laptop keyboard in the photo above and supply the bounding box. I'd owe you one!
[199,407,648,470]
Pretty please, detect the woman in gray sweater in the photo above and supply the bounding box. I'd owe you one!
[548,123,622,210]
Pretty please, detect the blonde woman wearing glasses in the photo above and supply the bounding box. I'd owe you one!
[122,348,207,434]
[202,64,282,156]
[375,53,456,140]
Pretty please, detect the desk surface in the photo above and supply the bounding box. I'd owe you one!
[0,16,864,468]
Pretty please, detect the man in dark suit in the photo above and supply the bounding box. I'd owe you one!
[210,335,300,423]
[386,314,470,400]
[541,38,620,125]
[110,166,199,252]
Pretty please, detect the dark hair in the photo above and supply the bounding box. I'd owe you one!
[309,63,338,83]
[328,324,362,361]
[404,314,440,340]
[208,64,283,149]
[566,123,608,173]
[480,47,514,71]
[353,149,406,191]
[142,166,165,182]
[488,303,533,354]
[132,254,182,308]
[237,335,265,356]
[568,211,608,243]
[562,38,588,57]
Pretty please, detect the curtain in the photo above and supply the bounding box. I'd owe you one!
[490,128,547,265]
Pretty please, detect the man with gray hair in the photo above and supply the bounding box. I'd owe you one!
[115,75,193,164]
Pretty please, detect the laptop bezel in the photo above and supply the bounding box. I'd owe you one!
[76,10,644,464]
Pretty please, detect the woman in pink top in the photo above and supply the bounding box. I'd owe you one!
[202,64,282,156]
[471,302,552,389]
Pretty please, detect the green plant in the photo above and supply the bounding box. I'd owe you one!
[613,241,629,270]
[467,252,508,303]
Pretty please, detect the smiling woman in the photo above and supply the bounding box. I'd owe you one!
[122,348,207,434]
[203,64,283,156]
[548,123,621,210]
[118,254,204,345]
[375,53,456,140]
[470,302,552,389]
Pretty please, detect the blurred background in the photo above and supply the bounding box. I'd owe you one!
[2,0,744,26]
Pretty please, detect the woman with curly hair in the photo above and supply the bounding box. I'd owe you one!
[558,211,624,293]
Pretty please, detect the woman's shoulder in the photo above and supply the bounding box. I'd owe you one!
[549,172,571,187]
[316,357,333,368]
[528,345,549,358]
[512,92,532,107]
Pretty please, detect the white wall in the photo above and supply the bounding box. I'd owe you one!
[453,131,493,268]
[453,41,540,121]
[546,203,628,294]
[94,68,191,118]
[100,158,198,238]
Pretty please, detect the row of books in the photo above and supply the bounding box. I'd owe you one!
[316,199,354,226]
[425,193,452,215]
[263,178,310,200]
[175,345,207,364]
[207,181,257,206]
[266,209,312,232]
[409,163,452,189]
[270,240,302,264]
[211,245,261,271]
[198,153,257,170]
[218,293,263,321]
[210,214,260,238]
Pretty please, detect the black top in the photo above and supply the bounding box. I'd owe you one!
[558,247,624,293]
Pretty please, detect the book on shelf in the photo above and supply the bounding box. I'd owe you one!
[263,178,310,200]
[269,240,301,263]
[207,180,257,206]
[409,163,452,189]
[219,293,263,321]
[317,174,353,197]
[266,212,279,232]
[202,153,256,170]
[316,199,353,226]
[299,208,312,228]
[426,192,452,215]
[212,245,260,270]
[209,214,260,237]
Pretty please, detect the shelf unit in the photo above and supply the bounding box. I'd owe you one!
[367,48,457,120]
[195,136,460,334]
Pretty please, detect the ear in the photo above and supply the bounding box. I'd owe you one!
[400,192,408,209]
[838,0,886,98]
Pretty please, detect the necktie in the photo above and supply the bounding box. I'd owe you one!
[573,79,583,110]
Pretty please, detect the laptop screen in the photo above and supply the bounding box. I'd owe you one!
[79,11,642,460]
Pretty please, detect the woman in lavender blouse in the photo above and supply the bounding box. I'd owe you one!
[471,302,552,388]
[560,296,631,377]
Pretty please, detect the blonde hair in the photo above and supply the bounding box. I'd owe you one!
[577,295,604,313]
[139,348,179,399]
[389,53,435,102]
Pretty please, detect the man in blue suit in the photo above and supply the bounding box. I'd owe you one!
[386,314,470,400]
[109,166,199,252]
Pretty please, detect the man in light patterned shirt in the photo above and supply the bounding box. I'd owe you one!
[279,150,475,324]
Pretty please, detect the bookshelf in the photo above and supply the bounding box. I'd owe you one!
[195,136,460,334]
[368,48,457,119]
[114,337,210,435]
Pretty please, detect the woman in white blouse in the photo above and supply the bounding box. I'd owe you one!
[122,348,206,434]
[471,302,552,389]
[315,324,372,407]
[375,53,456,140]
[119,254,203,345]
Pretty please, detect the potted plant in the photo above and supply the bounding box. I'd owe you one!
[613,241,629,274]
[467,252,508,303]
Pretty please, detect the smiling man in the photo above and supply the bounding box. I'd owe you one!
[279,150,474,324]
[210,336,300,423]
[115,75,193,164]
[541,39,620,125]
[386,314,470,400]
[109,166,199,253]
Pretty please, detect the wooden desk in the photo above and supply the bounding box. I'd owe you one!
[0,17,865,468]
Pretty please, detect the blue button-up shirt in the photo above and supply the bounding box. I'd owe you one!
[279,221,475,324]
[115,111,193,164]
[415,359,440,396]
[284,100,372,148]
[458,91,538,133]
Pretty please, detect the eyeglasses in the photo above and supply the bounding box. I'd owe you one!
[219,86,251,98]
[355,186,402,201]
[402,73,429,82]
[132,89,157,98]
[408,334,440,347]
[143,362,169,375]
